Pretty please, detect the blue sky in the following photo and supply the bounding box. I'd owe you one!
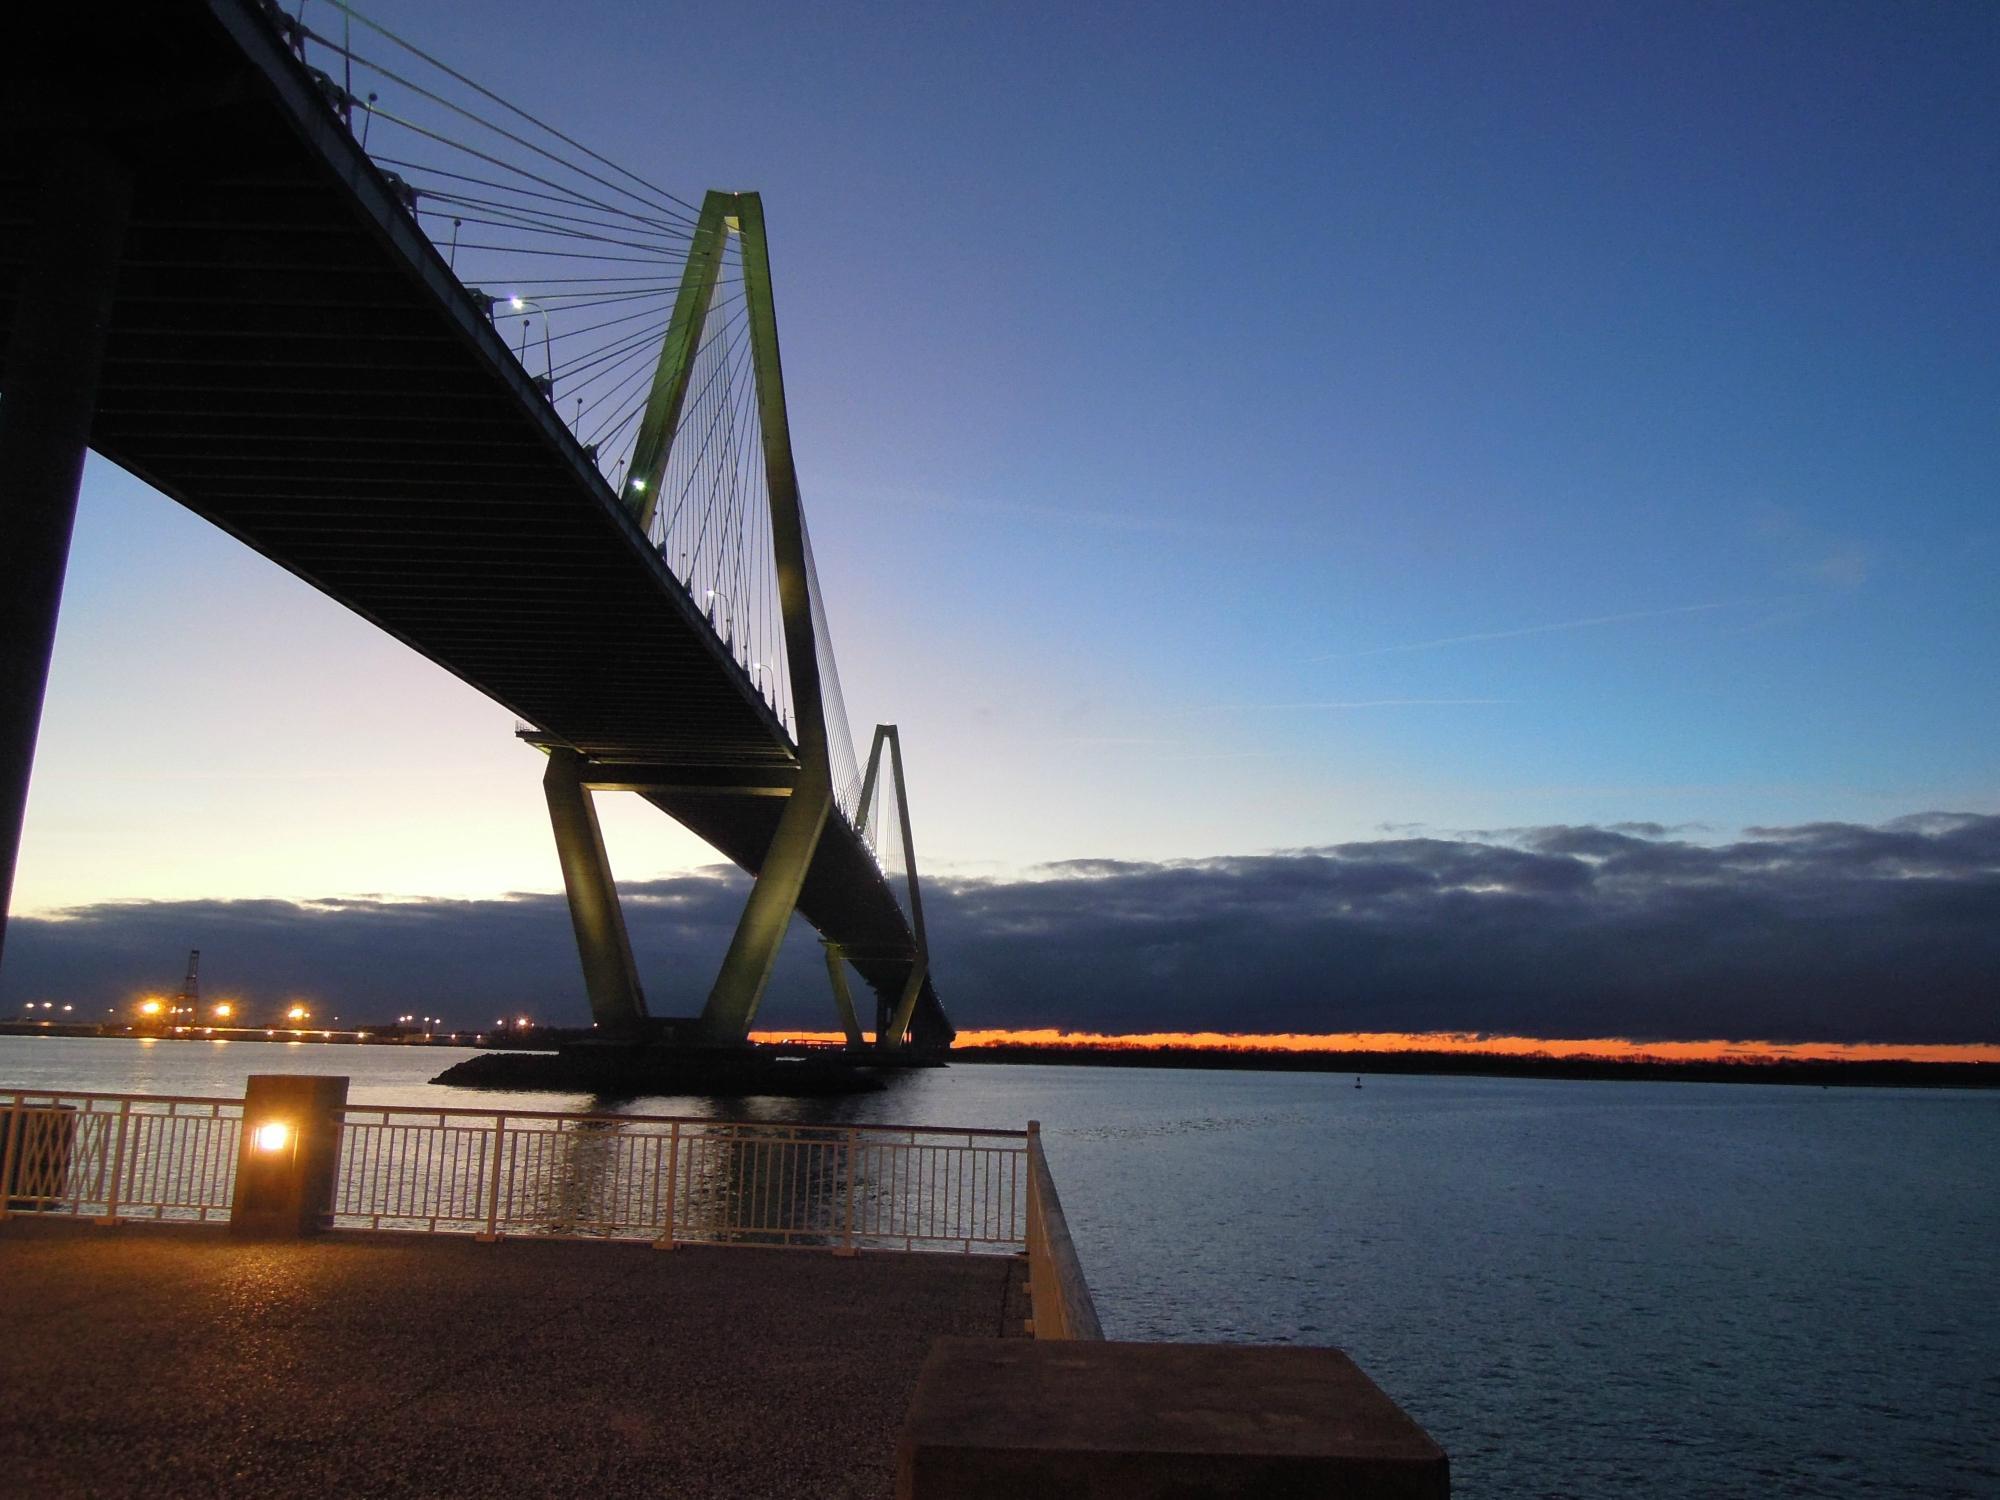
[16,0,1999,913]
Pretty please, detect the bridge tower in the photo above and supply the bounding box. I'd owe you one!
[537,191,945,1052]
[850,725,937,1050]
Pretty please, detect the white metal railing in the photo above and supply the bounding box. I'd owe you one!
[333,1105,1028,1251]
[0,1091,1028,1254]
[0,1091,243,1224]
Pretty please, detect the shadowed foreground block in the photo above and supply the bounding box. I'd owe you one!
[898,1338,1449,1499]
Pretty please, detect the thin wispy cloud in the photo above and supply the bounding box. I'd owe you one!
[1310,602,1736,662]
[1186,698,1510,713]
[1153,749,1290,762]
[1048,736,1288,760]
[1753,504,1872,590]
[863,485,1284,542]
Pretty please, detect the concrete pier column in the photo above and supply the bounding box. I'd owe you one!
[822,942,865,1047]
[543,747,648,1031]
[231,1075,350,1239]
[0,141,131,971]
[698,766,832,1042]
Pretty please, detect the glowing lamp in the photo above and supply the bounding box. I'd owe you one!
[630,478,646,492]
[509,296,526,311]
[140,999,163,1016]
[286,1005,309,1022]
[214,1003,233,1020]
[252,1122,292,1154]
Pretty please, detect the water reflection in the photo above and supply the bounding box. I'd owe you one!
[500,1113,856,1246]
[478,1106,1019,1251]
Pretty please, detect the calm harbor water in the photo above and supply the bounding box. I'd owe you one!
[4,1035,1996,1498]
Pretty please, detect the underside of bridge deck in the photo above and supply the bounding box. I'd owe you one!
[0,0,948,1046]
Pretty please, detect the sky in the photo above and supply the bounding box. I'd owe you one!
[8,1,1999,1041]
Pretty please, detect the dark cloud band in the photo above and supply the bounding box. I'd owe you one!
[4,812,1995,1044]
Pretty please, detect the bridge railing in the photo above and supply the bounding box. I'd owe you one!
[0,1090,1028,1254]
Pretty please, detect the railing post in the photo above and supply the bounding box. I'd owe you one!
[1024,1120,1041,1247]
[1024,1120,1047,1338]
[477,1115,505,1242]
[838,1126,859,1257]
[0,1096,19,1221]
[653,1120,679,1250]
[97,1098,130,1225]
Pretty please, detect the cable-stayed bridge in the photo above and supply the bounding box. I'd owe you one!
[0,0,950,1052]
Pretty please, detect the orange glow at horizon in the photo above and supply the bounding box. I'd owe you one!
[748,1028,2000,1065]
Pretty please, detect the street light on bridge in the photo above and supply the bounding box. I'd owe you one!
[704,588,740,647]
[507,295,552,385]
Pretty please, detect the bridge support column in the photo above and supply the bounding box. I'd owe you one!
[883,956,930,1051]
[0,142,131,973]
[822,943,865,1048]
[543,747,648,1032]
[698,769,832,1043]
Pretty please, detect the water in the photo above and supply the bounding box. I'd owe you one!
[5,1036,1996,1497]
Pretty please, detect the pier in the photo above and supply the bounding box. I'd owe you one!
[1,1079,1449,1497]
[0,1218,1020,1498]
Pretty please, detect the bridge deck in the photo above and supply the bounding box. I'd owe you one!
[0,0,943,1032]
[0,1218,1025,1498]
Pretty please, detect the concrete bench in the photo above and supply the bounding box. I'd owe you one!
[899,1337,1449,1498]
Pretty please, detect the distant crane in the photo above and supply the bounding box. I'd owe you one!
[176,949,200,1020]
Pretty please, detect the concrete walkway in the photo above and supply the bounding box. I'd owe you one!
[0,1218,1026,1498]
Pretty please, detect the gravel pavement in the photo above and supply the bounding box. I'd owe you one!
[0,1217,1026,1498]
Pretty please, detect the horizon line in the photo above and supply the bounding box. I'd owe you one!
[750,1028,2000,1065]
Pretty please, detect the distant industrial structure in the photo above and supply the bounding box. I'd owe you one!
[171,950,199,1023]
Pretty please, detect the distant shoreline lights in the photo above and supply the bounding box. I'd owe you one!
[749,1029,2000,1065]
